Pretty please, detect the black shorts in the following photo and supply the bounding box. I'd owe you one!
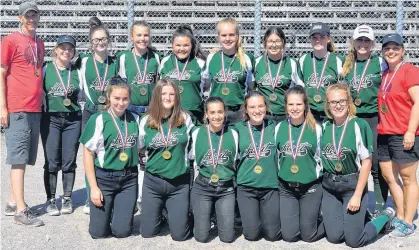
[377,134,419,164]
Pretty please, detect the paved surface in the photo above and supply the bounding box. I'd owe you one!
[1,134,419,250]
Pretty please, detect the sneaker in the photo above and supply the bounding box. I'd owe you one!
[45,199,60,216]
[392,217,403,229]
[61,197,73,214]
[83,200,90,215]
[14,207,44,227]
[381,207,396,221]
[390,221,416,238]
[4,202,16,216]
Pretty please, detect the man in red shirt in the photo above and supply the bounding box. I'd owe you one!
[0,1,45,227]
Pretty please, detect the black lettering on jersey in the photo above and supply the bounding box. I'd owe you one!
[279,141,312,156]
[149,131,181,149]
[110,134,138,149]
[321,143,351,160]
[243,142,274,158]
[200,149,232,166]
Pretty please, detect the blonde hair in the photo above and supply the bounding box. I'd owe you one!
[324,83,357,119]
[327,36,337,53]
[130,20,156,52]
[342,38,376,77]
[146,78,185,129]
[217,17,246,70]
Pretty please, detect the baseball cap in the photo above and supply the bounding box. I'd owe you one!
[19,1,39,16]
[382,33,403,47]
[57,35,76,47]
[309,22,330,36]
[353,25,375,41]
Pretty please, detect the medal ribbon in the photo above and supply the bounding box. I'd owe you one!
[332,115,350,159]
[312,52,330,92]
[247,121,265,161]
[206,125,225,171]
[108,109,128,151]
[381,61,404,100]
[92,55,109,92]
[53,62,72,97]
[132,50,149,84]
[353,57,371,94]
[20,28,39,66]
[175,55,190,82]
[159,122,172,148]
[288,120,307,162]
[220,52,237,84]
[266,55,284,90]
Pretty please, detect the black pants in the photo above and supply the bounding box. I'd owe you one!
[265,114,287,123]
[89,167,138,239]
[311,110,327,123]
[40,112,81,199]
[278,178,324,242]
[192,174,236,243]
[237,185,281,241]
[322,172,379,248]
[226,106,242,125]
[140,172,191,241]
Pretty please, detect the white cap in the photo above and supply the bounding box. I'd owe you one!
[353,25,375,40]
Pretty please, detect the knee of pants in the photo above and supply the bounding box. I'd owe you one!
[282,232,299,242]
[326,231,344,244]
[219,231,235,243]
[170,230,190,242]
[89,227,111,239]
[345,237,363,248]
[140,222,160,238]
[264,228,281,242]
[243,228,261,241]
[112,227,132,238]
[45,163,60,173]
[62,163,77,172]
[194,230,210,243]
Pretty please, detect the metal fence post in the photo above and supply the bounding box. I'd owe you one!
[127,0,134,49]
[253,0,262,57]
[396,0,404,35]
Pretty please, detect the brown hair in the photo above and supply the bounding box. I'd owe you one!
[89,17,110,47]
[217,17,246,70]
[52,44,77,62]
[284,86,316,130]
[105,76,131,109]
[146,78,185,129]
[327,36,337,52]
[324,83,357,119]
[241,91,272,120]
[203,96,226,125]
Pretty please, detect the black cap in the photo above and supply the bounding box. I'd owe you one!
[309,22,330,36]
[57,35,76,47]
[382,33,403,47]
[19,1,39,16]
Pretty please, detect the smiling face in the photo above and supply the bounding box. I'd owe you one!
[286,93,305,122]
[108,87,130,117]
[206,101,225,130]
[91,29,109,54]
[354,37,374,58]
[310,34,330,52]
[55,43,75,65]
[246,96,267,124]
[217,22,238,54]
[19,10,40,33]
[265,33,284,59]
[327,89,349,120]
[172,35,192,60]
[161,85,176,111]
[382,42,404,66]
[131,25,150,53]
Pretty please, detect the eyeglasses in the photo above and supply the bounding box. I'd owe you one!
[91,37,109,45]
[266,40,283,45]
[109,76,128,85]
[327,99,348,107]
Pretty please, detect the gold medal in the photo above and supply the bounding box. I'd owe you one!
[162,150,172,160]
[98,95,106,104]
[381,104,388,113]
[269,93,277,101]
[63,98,72,107]
[290,164,299,174]
[210,174,219,183]
[119,152,128,162]
[253,165,263,174]
[335,162,343,172]
[354,98,361,106]
[221,87,230,96]
[313,94,322,103]
[140,87,147,96]
[34,69,40,77]
[178,86,184,93]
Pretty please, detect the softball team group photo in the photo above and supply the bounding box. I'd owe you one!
[1,1,419,248]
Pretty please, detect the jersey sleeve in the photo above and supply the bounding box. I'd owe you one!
[118,52,127,78]
[133,113,142,149]
[79,114,104,152]
[245,53,255,93]
[403,65,419,90]
[290,57,304,87]
[1,36,16,68]
[184,112,195,134]
[138,115,148,149]
[336,53,344,76]
[314,123,323,173]
[231,127,239,161]
[355,118,373,160]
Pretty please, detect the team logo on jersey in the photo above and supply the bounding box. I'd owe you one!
[279,141,312,156]
[89,77,110,92]
[132,72,156,85]
[307,74,335,87]
[259,73,288,87]
[165,69,193,81]
[200,149,232,166]
[243,142,274,159]
[321,143,351,160]
[48,83,77,97]
[149,131,181,149]
[110,134,138,149]
[214,70,241,83]
[348,74,376,90]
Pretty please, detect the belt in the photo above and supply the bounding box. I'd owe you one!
[198,174,234,187]
[86,102,107,112]
[95,166,138,177]
[48,111,81,118]
[127,104,148,114]
[324,171,359,182]
[226,105,241,112]
[279,177,321,189]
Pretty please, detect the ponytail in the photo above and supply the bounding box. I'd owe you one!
[342,39,356,77]
[217,17,247,70]
[327,36,337,53]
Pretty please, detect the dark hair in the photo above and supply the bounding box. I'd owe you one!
[172,25,206,60]
[105,75,131,109]
[241,90,271,120]
[263,26,286,47]
[204,96,226,125]
[284,86,316,130]
[88,17,110,43]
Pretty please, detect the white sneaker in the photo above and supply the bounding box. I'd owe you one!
[83,201,90,215]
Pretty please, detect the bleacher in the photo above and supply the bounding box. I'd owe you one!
[1,0,418,65]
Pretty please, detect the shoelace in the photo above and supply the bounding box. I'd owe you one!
[24,208,37,219]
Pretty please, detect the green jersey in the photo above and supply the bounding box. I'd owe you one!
[118,49,160,106]
[254,55,304,115]
[299,52,344,112]
[77,53,119,107]
[160,55,205,112]
[344,55,387,114]
[275,120,323,184]
[321,117,373,175]
[139,112,194,179]
[42,62,81,112]
[189,125,238,181]
[235,120,278,188]
[204,51,254,107]
[79,110,140,170]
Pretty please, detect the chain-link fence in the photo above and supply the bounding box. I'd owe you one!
[1,0,418,64]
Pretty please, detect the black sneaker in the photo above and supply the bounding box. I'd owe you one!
[61,197,73,214]
[45,198,60,216]
[14,207,44,227]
